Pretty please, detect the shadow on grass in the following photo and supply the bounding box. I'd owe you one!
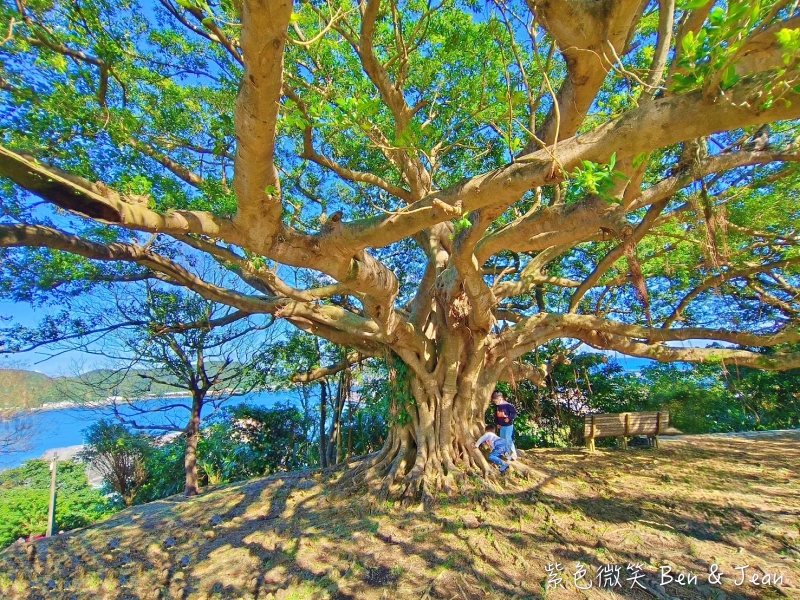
[0,431,797,599]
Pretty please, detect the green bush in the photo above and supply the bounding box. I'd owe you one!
[0,460,115,547]
[507,348,800,448]
[198,402,314,485]
[79,420,154,506]
[135,437,186,503]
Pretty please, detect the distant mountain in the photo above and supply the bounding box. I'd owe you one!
[0,369,56,409]
[0,363,259,410]
[0,368,187,410]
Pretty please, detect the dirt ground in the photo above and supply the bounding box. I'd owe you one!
[0,430,798,600]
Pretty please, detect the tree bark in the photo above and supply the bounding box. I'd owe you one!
[345,336,506,505]
[319,380,328,468]
[327,368,350,466]
[184,393,203,496]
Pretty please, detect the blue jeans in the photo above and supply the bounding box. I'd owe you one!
[499,424,517,458]
[489,439,510,471]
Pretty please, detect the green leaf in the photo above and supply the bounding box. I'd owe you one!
[721,65,739,89]
[681,31,695,55]
[709,7,725,25]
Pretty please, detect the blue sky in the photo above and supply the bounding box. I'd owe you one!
[0,301,95,376]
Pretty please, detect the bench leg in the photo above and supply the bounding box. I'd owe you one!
[653,436,659,449]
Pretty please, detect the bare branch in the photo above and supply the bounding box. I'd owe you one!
[642,0,676,101]
[663,258,800,328]
[129,138,206,189]
[568,200,669,312]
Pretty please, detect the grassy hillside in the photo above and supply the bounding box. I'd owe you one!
[0,370,56,409]
[0,431,797,599]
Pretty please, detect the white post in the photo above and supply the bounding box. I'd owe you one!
[46,453,57,537]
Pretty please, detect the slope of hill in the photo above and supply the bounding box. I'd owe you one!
[0,431,797,599]
[0,370,56,409]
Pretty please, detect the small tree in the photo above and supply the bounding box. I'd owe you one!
[79,420,153,506]
[272,332,364,468]
[53,282,276,496]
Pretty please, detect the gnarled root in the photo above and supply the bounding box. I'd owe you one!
[334,421,510,506]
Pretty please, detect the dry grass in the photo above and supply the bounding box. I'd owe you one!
[0,431,798,600]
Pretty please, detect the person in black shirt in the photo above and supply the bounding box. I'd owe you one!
[491,390,518,460]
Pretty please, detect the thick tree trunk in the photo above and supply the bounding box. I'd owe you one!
[327,368,350,466]
[184,394,202,496]
[348,342,504,504]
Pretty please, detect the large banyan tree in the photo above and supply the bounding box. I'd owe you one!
[1,0,800,500]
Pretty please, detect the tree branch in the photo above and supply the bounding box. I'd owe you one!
[0,145,238,240]
[663,258,800,328]
[233,0,292,236]
[129,138,206,189]
[642,0,676,101]
[568,200,669,312]
[291,351,365,383]
[525,0,647,148]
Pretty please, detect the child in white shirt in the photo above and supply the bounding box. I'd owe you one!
[474,424,511,473]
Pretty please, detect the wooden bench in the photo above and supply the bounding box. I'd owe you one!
[583,411,681,451]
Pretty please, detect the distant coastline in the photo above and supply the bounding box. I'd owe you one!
[0,388,290,472]
[2,387,272,414]
[2,394,191,414]
[0,367,268,413]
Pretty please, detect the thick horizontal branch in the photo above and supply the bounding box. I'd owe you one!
[177,234,352,302]
[0,145,238,239]
[0,224,285,313]
[0,224,387,352]
[501,312,800,362]
[291,351,365,383]
[476,196,631,265]
[497,361,547,388]
[578,330,800,371]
